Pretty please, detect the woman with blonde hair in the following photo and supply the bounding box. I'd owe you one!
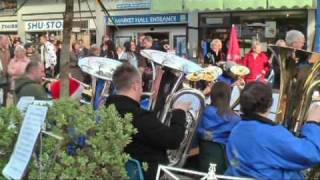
[204,38,226,66]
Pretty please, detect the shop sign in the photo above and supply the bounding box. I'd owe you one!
[0,22,17,32]
[106,14,188,26]
[102,0,150,10]
[25,20,64,32]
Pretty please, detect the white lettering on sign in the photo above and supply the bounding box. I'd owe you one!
[25,20,64,32]
[0,22,18,32]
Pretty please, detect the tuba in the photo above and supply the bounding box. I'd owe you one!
[268,45,320,132]
[78,57,122,106]
[141,50,206,167]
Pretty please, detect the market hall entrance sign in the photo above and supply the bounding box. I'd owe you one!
[106,14,188,26]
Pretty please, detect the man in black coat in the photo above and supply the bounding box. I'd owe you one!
[105,64,190,179]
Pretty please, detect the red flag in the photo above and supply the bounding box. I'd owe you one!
[50,78,82,99]
[227,24,241,63]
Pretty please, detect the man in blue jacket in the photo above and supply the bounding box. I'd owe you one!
[225,82,320,180]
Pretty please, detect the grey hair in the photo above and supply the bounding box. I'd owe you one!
[285,30,305,46]
[14,45,26,55]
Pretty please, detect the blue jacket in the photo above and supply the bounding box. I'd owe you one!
[217,74,235,86]
[225,114,320,180]
[197,106,241,144]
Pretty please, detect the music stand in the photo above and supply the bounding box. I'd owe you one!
[156,164,253,180]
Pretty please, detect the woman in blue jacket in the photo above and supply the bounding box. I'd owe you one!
[197,81,241,174]
[225,82,320,179]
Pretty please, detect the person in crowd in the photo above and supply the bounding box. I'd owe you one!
[283,30,309,129]
[140,36,155,92]
[24,43,37,59]
[12,36,22,48]
[54,40,62,76]
[39,35,57,78]
[159,39,171,52]
[225,81,320,179]
[116,46,124,58]
[241,41,270,82]
[100,37,118,59]
[204,39,226,66]
[0,35,11,78]
[269,39,286,89]
[15,59,47,102]
[137,34,146,51]
[197,82,241,174]
[143,36,154,49]
[69,41,84,82]
[8,45,30,82]
[78,39,88,58]
[0,35,12,106]
[105,63,191,179]
[88,44,101,57]
[120,41,138,68]
[286,30,305,50]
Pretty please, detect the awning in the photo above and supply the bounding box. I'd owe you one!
[224,0,266,10]
[268,0,313,9]
[151,0,183,11]
[184,0,223,11]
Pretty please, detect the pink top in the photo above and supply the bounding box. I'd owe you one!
[8,57,30,79]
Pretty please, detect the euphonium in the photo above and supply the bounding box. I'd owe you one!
[158,72,206,167]
[268,45,320,132]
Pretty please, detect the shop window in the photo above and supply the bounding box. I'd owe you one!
[199,10,307,56]
[0,0,17,16]
[115,36,132,48]
[174,35,187,57]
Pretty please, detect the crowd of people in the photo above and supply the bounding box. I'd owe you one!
[1,28,320,180]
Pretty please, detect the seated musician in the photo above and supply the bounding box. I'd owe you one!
[197,82,241,174]
[105,63,191,179]
[225,81,320,179]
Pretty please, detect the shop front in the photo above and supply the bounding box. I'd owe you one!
[198,10,308,56]
[24,19,95,47]
[106,13,188,56]
[0,21,18,37]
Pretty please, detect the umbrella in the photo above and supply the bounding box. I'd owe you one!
[227,24,241,64]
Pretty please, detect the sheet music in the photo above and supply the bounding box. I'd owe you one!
[32,100,53,107]
[2,105,48,180]
[16,96,35,113]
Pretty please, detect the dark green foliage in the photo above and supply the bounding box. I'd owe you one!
[1,98,136,179]
[0,106,22,176]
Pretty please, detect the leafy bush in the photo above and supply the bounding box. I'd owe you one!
[0,106,22,174]
[1,98,136,179]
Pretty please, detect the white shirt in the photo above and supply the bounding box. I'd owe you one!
[40,41,57,69]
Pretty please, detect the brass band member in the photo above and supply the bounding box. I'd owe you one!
[105,64,191,179]
[197,82,241,174]
[225,82,320,179]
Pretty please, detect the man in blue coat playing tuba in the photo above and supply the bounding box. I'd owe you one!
[225,82,320,179]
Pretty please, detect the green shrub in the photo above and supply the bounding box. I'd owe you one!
[1,98,136,179]
[0,106,22,175]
